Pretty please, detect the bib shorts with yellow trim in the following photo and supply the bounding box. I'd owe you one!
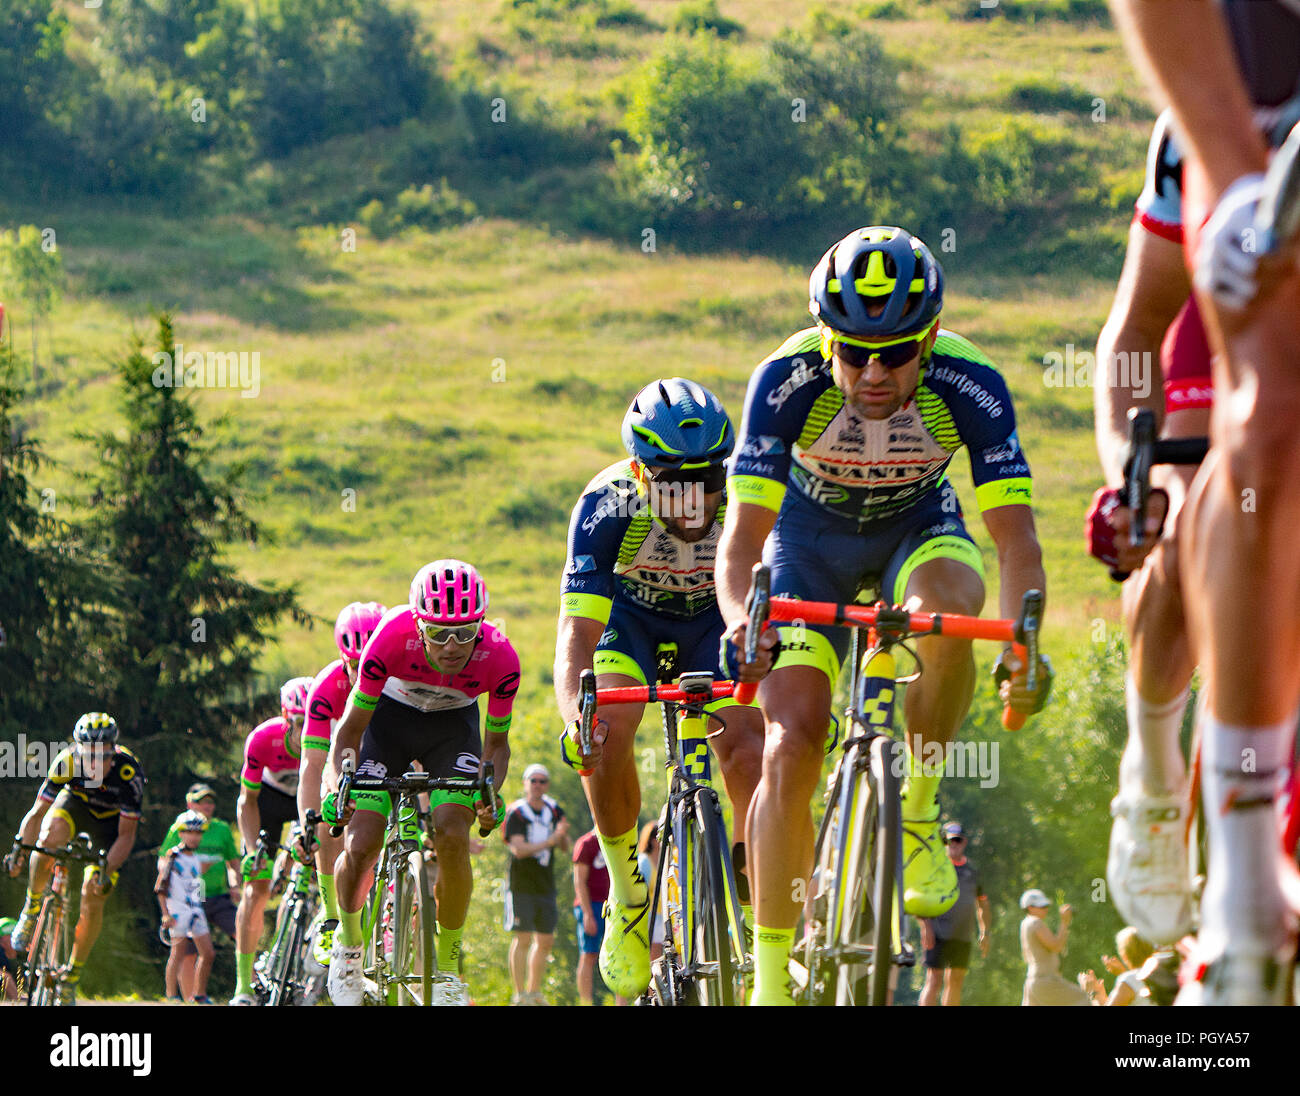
[46,790,122,886]
[593,599,751,713]
[762,482,985,684]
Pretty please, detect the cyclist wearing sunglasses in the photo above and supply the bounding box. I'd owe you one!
[717,226,1051,1005]
[5,712,144,1004]
[298,600,387,965]
[555,378,765,1000]
[323,560,518,1006]
[231,675,312,1004]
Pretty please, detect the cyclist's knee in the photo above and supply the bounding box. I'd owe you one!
[1218,389,1300,498]
[762,720,824,794]
[901,559,985,618]
[434,824,469,863]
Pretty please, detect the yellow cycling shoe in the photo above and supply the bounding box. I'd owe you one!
[598,899,651,999]
[901,808,959,918]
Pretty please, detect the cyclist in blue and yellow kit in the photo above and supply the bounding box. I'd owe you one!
[557,379,765,999]
[717,227,1052,1005]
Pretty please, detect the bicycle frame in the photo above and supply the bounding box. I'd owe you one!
[591,672,748,1004]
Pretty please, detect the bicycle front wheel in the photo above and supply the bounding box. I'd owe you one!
[266,900,306,1006]
[23,899,55,1007]
[686,792,739,1006]
[398,852,437,1005]
[830,735,901,1006]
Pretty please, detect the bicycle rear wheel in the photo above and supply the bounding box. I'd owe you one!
[266,900,306,1006]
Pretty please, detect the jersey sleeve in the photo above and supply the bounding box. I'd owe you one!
[352,621,397,712]
[574,834,597,867]
[116,751,145,818]
[486,642,521,723]
[559,485,625,624]
[303,670,338,752]
[240,729,265,790]
[729,337,825,512]
[504,807,527,843]
[38,748,75,803]
[928,336,1033,512]
[1134,109,1183,243]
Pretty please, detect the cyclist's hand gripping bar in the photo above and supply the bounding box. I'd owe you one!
[734,562,771,706]
[1002,589,1044,732]
[478,760,498,838]
[329,756,356,838]
[577,669,597,777]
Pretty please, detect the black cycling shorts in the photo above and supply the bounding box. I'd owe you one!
[354,695,482,813]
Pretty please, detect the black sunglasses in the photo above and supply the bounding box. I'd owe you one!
[648,464,726,493]
[831,336,925,371]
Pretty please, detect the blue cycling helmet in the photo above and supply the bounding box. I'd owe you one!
[621,379,735,469]
[809,226,944,339]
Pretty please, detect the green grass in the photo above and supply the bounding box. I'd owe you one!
[0,0,1158,1004]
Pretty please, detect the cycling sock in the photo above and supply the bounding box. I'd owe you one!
[1199,714,1294,954]
[340,908,364,948]
[752,925,795,1004]
[741,904,754,934]
[319,872,338,921]
[437,924,463,972]
[597,828,647,907]
[1122,674,1189,795]
[235,951,255,995]
[21,888,42,914]
[902,742,942,817]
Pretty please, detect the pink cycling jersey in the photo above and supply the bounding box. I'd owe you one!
[241,717,302,797]
[303,659,351,752]
[350,606,520,726]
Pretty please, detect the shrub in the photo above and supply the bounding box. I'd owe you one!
[359,181,478,239]
[668,0,744,38]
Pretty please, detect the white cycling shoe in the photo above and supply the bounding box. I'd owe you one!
[328,939,366,1006]
[430,975,470,1006]
[1107,789,1195,946]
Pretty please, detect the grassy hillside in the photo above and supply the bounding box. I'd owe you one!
[1,0,1161,1004]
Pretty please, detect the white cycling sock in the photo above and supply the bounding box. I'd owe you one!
[1120,674,1189,796]
[1198,713,1295,955]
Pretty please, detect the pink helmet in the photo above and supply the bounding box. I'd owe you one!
[409,560,488,624]
[280,676,313,716]
[334,601,387,659]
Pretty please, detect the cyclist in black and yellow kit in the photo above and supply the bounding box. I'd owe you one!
[4,713,145,1004]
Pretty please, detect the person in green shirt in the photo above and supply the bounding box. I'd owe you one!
[159,783,239,1002]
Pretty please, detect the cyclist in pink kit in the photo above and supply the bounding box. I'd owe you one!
[230,675,314,1004]
[324,560,517,1006]
[299,601,387,965]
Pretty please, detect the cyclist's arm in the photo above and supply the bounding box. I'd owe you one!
[298,747,326,825]
[1032,917,1068,954]
[236,783,261,856]
[105,815,138,876]
[326,694,376,792]
[554,614,606,726]
[1111,0,1269,200]
[481,729,511,805]
[1107,976,1136,1006]
[979,504,1047,633]
[1094,224,1189,483]
[15,796,52,847]
[976,894,992,938]
[716,500,778,629]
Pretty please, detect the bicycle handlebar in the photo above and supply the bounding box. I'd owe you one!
[735,561,770,705]
[13,837,107,865]
[1111,408,1208,581]
[577,669,597,777]
[764,587,1044,731]
[594,680,737,706]
[335,763,500,837]
[329,756,356,837]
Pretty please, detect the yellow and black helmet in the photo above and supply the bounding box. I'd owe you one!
[809,226,944,339]
[72,712,119,744]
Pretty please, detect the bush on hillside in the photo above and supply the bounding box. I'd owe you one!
[359,181,479,239]
[617,40,808,226]
[669,0,744,38]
